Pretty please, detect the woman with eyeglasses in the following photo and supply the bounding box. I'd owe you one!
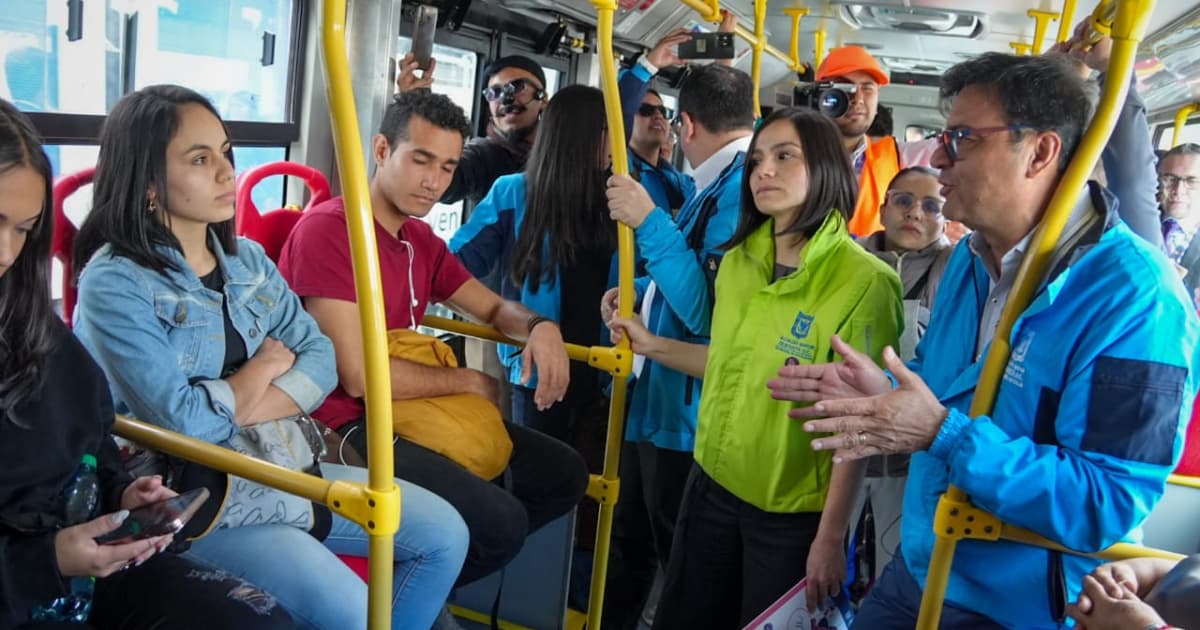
[850,165,951,586]
[606,107,902,628]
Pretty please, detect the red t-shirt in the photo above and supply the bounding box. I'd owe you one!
[278,196,473,429]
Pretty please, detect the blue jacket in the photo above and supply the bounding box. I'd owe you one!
[620,64,696,228]
[74,234,337,445]
[617,61,748,452]
[900,186,1199,628]
[450,173,610,387]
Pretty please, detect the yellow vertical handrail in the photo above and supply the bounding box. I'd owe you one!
[1057,0,1081,41]
[320,2,401,629]
[783,8,809,71]
[587,2,637,629]
[750,0,767,114]
[915,1,1150,627]
[814,28,827,69]
[1029,9,1061,54]
[1174,103,1199,147]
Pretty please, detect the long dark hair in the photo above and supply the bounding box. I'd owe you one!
[725,107,858,249]
[0,99,56,425]
[513,85,615,291]
[74,85,236,276]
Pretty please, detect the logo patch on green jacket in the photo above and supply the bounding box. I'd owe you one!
[791,311,814,338]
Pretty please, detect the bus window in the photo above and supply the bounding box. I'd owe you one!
[0,0,115,115]
[1157,120,1200,151]
[132,0,297,124]
[396,36,479,245]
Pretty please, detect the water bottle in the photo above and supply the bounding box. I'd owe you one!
[31,454,100,623]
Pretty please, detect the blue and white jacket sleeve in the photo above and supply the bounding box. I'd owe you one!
[638,177,741,337]
[75,260,241,444]
[1100,71,1163,250]
[245,240,337,414]
[928,292,1195,552]
[619,62,655,146]
[450,175,517,278]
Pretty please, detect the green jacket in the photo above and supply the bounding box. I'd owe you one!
[693,211,903,513]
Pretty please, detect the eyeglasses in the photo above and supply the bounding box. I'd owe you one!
[636,103,673,119]
[886,190,944,215]
[481,78,543,102]
[1161,174,1200,191]
[936,125,1034,162]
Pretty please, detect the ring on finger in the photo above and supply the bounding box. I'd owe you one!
[857,431,867,446]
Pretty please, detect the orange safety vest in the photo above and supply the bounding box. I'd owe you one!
[847,136,901,238]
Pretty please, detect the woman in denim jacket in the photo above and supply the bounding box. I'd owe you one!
[71,85,468,630]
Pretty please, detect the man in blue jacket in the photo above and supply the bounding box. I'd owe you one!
[770,52,1200,629]
[601,59,756,628]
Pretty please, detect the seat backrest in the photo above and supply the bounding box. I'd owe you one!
[51,167,95,327]
[235,162,332,263]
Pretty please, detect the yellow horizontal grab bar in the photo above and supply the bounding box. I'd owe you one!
[1167,473,1200,490]
[1173,103,1199,148]
[421,315,589,362]
[1001,525,1186,563]
[114,416,398,532]
[114,415,332,503]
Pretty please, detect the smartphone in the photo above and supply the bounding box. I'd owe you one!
[678,32,736,60]
[412,5,438,71]
[95,488,210,545]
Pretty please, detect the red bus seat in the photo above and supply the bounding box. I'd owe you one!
[51,167,95,327]
[1176,391,1200,476]
[235,162,331,263]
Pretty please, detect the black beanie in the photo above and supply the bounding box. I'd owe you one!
[481,55,547,91]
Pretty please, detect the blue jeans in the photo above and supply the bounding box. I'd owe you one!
[184,464,468,630]
[852,552,1008,630]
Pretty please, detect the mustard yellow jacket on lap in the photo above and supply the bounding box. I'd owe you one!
[694,211,903,513]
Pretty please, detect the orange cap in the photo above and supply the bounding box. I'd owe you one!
[815,46,890,86]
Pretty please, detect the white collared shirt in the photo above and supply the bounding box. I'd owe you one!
[689,135,753,192]
[968,188,1097,360]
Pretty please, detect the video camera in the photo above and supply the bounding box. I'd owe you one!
[791,82,858,119]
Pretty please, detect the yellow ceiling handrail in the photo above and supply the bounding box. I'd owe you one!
[1029,9,1061,54]
[915,1,1154,627]
[751,0,767,114]
[1173,103,1199,147]
[1009,41,1034,56]
[320,1,401,627]
[677,0,805,72]
[783,8,809,72]
[814,27,827,69]
[1057,0,1081,42]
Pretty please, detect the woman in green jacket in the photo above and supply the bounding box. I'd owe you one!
[608,107,903,628]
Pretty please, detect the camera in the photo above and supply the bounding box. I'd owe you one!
[791,82,858,118]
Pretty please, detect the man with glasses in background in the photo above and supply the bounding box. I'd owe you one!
[398,54,548,204]
[1159,143,1200,302]
[769,49,1198,629]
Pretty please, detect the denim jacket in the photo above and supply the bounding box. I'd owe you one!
[74,233,336,444]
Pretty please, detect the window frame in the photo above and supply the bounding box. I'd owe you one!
[25,0,310,148]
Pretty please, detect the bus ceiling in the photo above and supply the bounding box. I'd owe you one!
[489,0,1200,115]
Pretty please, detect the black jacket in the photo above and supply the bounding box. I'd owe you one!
[0,319,131,627]
[441,136,529,205]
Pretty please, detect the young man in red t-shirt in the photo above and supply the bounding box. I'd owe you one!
[279,90,588,587]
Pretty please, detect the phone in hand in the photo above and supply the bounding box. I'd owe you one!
[95,488,210,545]
[412,5,438,71]
[678,32,736,60]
